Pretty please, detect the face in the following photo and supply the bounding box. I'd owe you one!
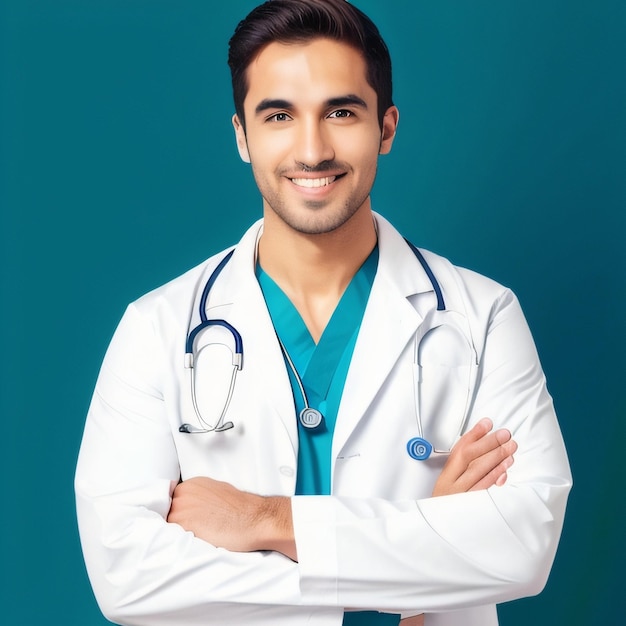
[233,38,398,236]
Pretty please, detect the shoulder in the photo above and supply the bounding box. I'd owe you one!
[131,246,235,318]
[419,248,512,303]
[375,213,513,307]
[129,218,264,317]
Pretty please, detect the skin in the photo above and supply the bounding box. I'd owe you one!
[168,419,516,559]
[168,38,517,621]
[233,38,398,341]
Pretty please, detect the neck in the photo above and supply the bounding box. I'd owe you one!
[257,205,377,342]
[258,206,377,298]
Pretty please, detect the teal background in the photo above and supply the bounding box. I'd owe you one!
[1,0,624,624]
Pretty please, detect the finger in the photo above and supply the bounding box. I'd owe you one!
[467,428,512,458]
[455,429,513,471]
[439,420,496,480]
[451,438,517,492]
[444,427,512,483]
[469,454,515,491]
[495,471,508,487]
[465,440,517,489]
[459,417,493,444]
[451,420,507,466]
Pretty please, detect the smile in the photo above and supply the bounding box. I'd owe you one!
[289,175,343,188]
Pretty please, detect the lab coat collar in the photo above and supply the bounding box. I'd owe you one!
[372,212,439,299]
[331,213,439,461]
[198,214,446,467]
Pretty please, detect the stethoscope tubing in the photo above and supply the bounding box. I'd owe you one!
[199,249,235,323]
[182,240,478,457]
[404,239,445,311]
[184,248,243,367]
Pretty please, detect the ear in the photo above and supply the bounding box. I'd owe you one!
[232,114,251,163]
[379,106,399,155]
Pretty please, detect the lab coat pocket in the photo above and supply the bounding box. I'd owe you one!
[417,322,473,451]
[417,363,471,450]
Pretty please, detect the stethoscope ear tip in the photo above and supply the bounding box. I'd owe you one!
[215,421,234,432]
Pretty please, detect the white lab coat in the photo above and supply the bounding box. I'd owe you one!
[75,214,571,626]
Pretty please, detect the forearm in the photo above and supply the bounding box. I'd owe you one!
[165,415,521,617]
[167,477,298,561]
[289,291,572,613]
[76,477,304,624]
[75,306,305,623]
[291,481,569,614]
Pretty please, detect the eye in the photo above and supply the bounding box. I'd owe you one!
[266,112,291,123]
[328,109,353,119]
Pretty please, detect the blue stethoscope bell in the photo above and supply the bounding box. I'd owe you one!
[406,437,433,461]
[299,408,324,430]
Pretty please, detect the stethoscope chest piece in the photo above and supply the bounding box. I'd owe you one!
[299,408,324,430]
[406,437,433,461]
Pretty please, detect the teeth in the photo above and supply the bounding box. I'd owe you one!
[291,176,337,188]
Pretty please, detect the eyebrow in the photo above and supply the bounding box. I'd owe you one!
[327,95,368,109]
[255,99,292,115]
[254,94,368,116]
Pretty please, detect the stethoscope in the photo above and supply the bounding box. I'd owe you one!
[403,240,478,460]
[180,249,240,434]
[181,241,478,461]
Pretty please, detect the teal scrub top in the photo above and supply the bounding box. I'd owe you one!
[257,248,401,626]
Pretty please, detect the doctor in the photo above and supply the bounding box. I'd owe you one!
[75,1,571,625]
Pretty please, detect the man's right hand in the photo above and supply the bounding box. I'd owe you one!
[432,418,517,497]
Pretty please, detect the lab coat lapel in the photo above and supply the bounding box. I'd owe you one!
[332,215,435,458]
[206,220,299,454]
[199,215,440,464]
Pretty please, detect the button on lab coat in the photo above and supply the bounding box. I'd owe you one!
[75,213,572,625]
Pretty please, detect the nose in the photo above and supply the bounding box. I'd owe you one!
[293,117,335,169]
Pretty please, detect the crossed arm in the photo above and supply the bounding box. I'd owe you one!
[167,417,516,562]
[77,290,570,624]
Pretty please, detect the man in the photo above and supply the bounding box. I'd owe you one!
[75,1,571,625]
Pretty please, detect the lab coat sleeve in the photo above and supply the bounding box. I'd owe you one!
[292,288,572,614]
[75,303,304,626]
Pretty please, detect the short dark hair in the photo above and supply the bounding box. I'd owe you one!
[228,0,393,130]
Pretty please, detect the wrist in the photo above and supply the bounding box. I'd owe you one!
[255,496,297,561]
